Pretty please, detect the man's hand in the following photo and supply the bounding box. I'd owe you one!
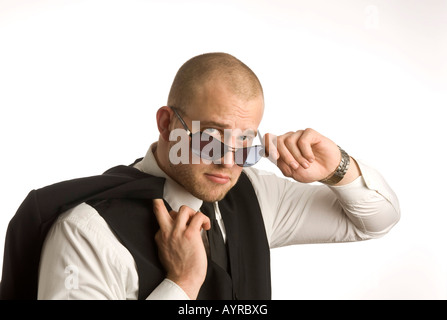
[153,199,211,299]
[264,128,360,185]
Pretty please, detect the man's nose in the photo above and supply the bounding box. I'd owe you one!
[218,134,237,167]
[218,149,236,168]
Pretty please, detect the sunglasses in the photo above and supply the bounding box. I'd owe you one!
[170,106,265,167]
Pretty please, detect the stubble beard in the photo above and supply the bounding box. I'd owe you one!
[168,161,241,202]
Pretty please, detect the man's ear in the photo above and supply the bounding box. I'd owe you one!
[156,106,173,142]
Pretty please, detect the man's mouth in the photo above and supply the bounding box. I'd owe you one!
[204,173,230,184]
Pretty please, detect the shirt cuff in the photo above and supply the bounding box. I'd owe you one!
[146,278,190,300]
[328,159,400,212]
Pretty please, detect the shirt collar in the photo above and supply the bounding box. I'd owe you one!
[133,143,203,212]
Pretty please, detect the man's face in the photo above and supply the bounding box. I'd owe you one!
[168,78,264,202]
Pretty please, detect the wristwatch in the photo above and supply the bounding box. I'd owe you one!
[319,146,350,186]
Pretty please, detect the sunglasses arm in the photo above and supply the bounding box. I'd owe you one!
[170,106,192,136]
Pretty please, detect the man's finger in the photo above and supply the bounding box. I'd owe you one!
[153,199,172,230]
[174,205,197,229]
[276,158,293,178]
[188,211,211,232]
[276,132,302,170]
[297,128,317,163]
[283,130,311,169]
[263,133,279,162]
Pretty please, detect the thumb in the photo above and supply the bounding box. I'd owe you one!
[263,133,280,162]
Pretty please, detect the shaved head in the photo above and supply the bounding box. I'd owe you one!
[167,52,263,112]
[156,53,265,202]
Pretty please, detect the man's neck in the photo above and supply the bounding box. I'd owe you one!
[152,142,172,179]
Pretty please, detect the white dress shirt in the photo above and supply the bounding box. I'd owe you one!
[37,144,400,300]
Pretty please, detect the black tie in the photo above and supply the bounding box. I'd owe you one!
[200,201,229,272]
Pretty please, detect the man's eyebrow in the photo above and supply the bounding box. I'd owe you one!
[200,121,258,136]
[199,120,229,129]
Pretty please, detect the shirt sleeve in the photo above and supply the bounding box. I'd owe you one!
[146,279,190,300]
[37,202,189,300]
[243,159,400,248]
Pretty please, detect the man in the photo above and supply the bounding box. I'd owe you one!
[33,52,399,299]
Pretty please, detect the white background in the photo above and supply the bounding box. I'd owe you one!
[0,0,446,299]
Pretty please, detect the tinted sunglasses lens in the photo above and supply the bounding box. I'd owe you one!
[191,132,264,166]
[191,132,225,160]
[236,145,265,167]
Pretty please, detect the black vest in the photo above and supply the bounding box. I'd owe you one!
[89,165,271,300]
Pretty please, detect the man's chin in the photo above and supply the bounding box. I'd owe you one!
[192,179,234,202]
[196,187,231,203]
[171,167,241,202]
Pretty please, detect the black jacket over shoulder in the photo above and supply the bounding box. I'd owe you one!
[0,159,271,300]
